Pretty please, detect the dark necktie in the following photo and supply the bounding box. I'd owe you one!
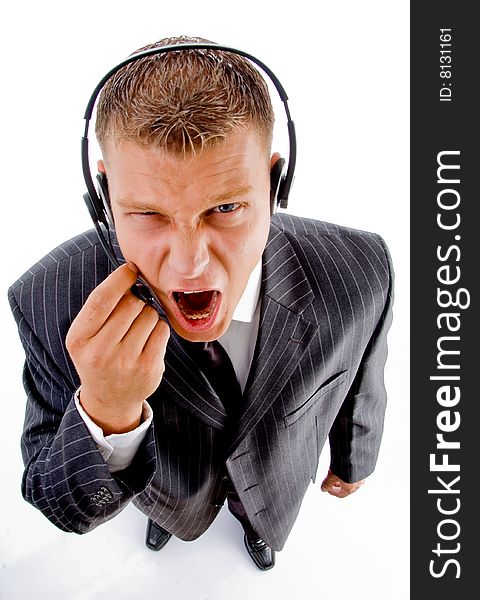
[186,340,242,414]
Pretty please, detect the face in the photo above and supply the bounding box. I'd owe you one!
[100,129,277,342]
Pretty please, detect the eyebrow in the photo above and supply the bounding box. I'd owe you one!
[116,185,253,212]
[210,185,253,205]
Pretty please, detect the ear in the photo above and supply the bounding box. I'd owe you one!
[270,152,282,169]
[97,159,106,174]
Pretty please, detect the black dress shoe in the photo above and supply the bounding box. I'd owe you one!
[244,534,275,570]
[145,518,172,551]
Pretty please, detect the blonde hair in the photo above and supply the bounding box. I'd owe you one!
[95,36,275,155]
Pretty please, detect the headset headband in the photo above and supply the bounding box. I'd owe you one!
[81,42,296,210]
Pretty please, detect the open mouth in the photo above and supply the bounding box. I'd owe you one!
[172,290,220,321]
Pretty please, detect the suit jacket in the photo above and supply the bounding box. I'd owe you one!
[8,213,394,551]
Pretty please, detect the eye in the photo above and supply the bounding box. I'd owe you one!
[211,203,240,214]
[129,211,160,218]
[129,211,169,225]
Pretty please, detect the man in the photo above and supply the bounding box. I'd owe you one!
[8,36,394,571]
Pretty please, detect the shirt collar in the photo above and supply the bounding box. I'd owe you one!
[232,259,262,323]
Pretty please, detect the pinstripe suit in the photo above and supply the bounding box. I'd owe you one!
[8,213,393,551]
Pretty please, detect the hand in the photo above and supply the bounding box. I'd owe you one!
[66,263,170,435]
[320,469,365,498]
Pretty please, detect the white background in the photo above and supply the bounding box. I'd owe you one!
[0,1,409,598]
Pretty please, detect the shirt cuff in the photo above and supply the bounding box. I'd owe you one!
[74,387,153,473]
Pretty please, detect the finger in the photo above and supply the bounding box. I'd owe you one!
[321,482,342,493]
[141,318,170,364]
[121,304,164,357]
[94,289,148,347]
[321,473,340,491]
[333,485,348,497]
[70,263,139,339]
[322,483,347,497]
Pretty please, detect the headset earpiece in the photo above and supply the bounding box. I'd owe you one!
[96,172,115,226]
[83,190,102,224]
[270,157,286,214]
[82,172,112,227]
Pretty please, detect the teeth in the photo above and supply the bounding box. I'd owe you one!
[175,290,218,321]
[179,305,214,320]
[182,310,212,320]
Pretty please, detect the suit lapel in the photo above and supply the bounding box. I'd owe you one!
[227,222,317,453]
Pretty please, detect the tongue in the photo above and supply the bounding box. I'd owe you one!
[181,291,214,311]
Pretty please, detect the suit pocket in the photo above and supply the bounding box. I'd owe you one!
[283,370,348,427]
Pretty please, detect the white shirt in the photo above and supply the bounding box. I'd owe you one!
[74,260,262,472]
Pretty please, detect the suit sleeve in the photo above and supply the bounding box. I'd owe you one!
[8,285,157,534]
[328,235,395,483]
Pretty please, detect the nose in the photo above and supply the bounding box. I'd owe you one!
[167,229,210,279]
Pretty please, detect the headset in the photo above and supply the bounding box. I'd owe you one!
[81,43,297,305]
